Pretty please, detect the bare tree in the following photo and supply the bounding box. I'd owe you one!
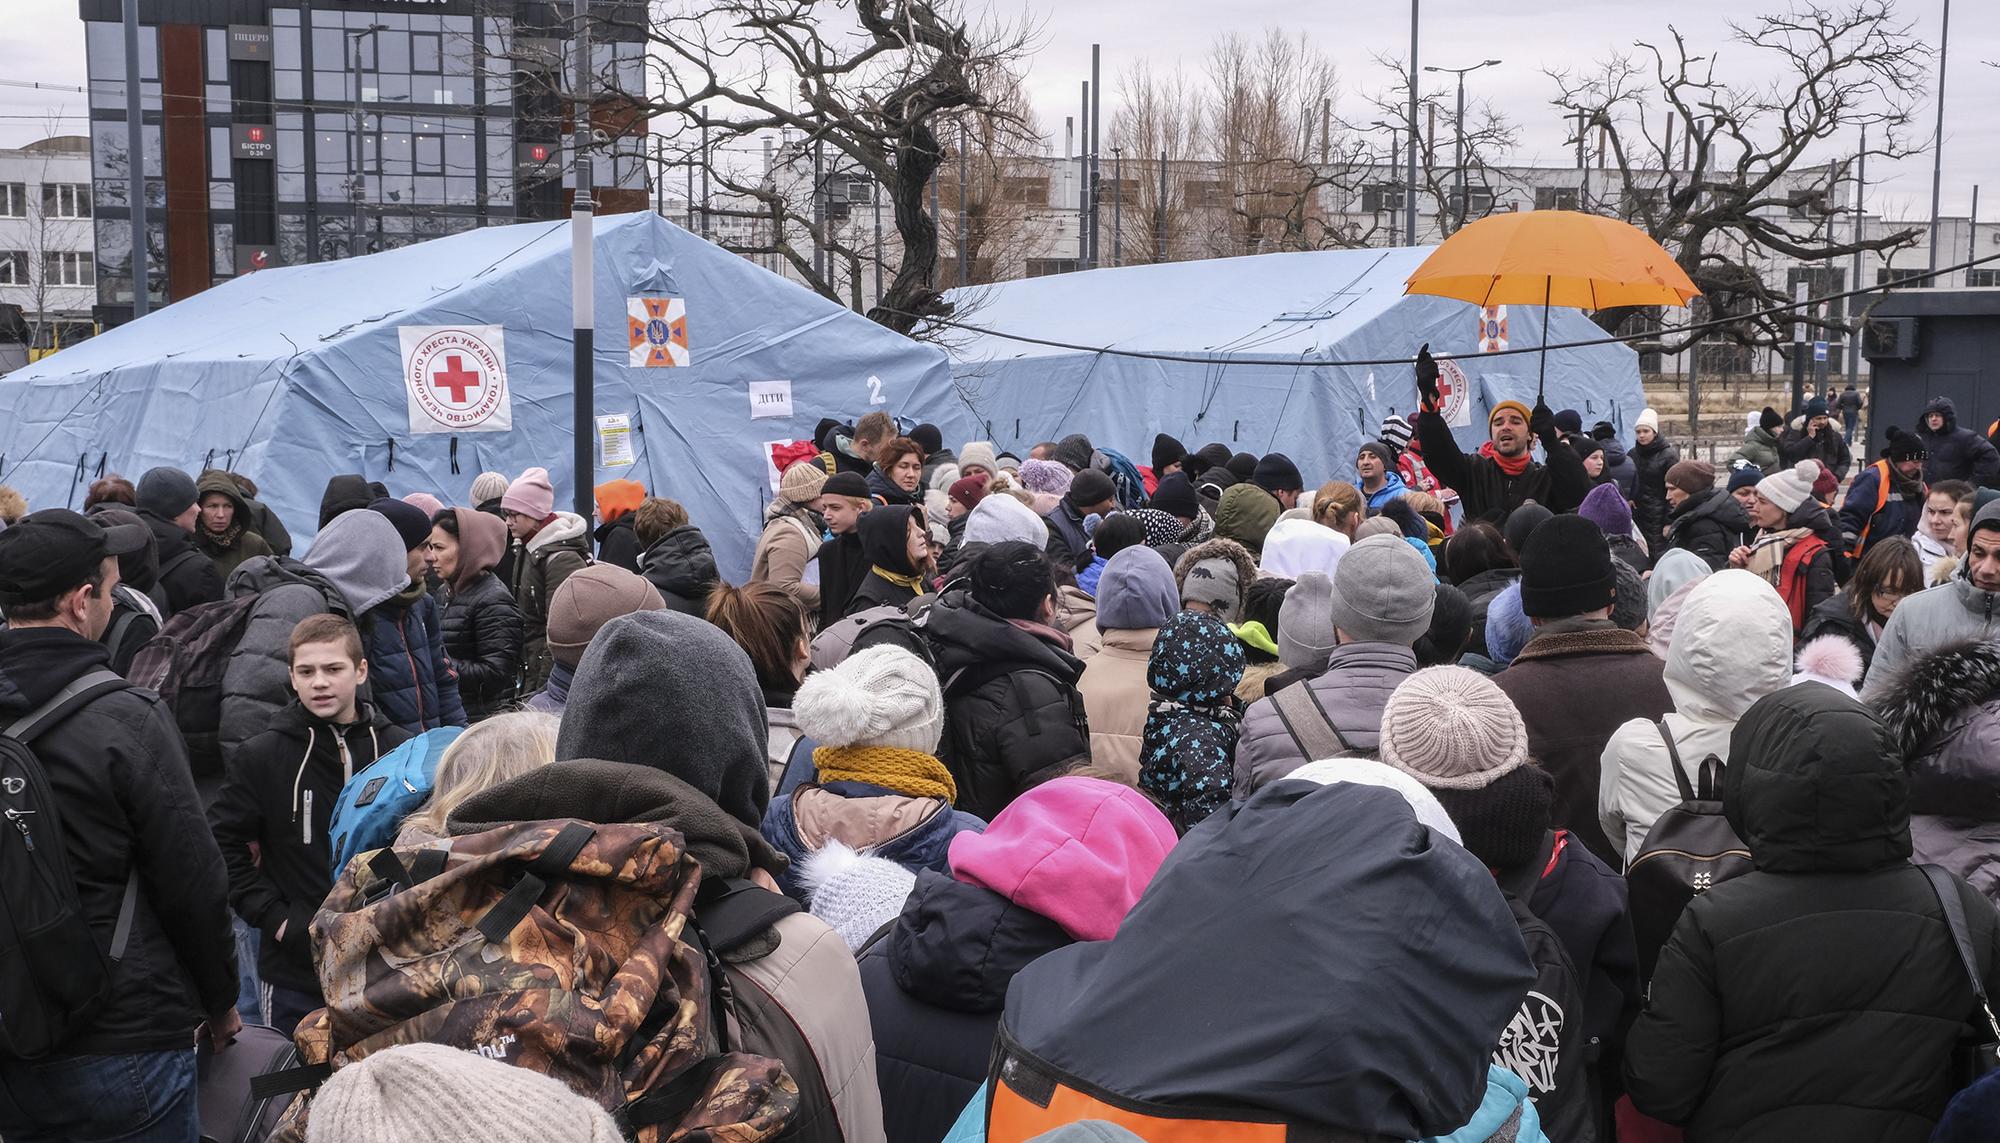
[1548,1,1930,347]
[1355,55,1521,239]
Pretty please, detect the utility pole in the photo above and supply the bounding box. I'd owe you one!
[1928,0,1951,277]
[1078,81,1089,266]
[872,174,883,308]
[121,0,148,316]
[1424,60,1501,232]
[1156,150,1167,262]
[1112,147,1123,267]
[957,119,969,285]
[1572,109,1590,210]
[1321,98,1331,165]
[347,24,386,260]
[1406,0,1420,244]
[1969,184,1981,278]
[812,138,825,282]
[570,0,595,523]
[1848,125,1865,390]
[1089,45,1102,269]
[698,121,709,238]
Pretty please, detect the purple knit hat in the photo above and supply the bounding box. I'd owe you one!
[1577,482,1635,538]
[1019,459,1075,496]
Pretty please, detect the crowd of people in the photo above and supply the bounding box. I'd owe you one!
[3,355,2000,1143]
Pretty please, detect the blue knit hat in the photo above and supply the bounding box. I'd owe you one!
[1484,581,1533,667]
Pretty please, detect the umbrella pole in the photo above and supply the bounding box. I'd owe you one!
[1537,274,1550,405]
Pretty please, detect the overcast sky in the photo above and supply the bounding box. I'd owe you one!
[1,0,1987,219]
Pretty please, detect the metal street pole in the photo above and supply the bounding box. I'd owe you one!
[570,0,595,523]
[1928,0,1951,276]
[812,139,824,281]
[1155,150,1167,262]
[1969,184,1981,275]
[1406,1,1420,244]
[121,0,148,316]
[1089,45,1102,270]
[1423,60,1500,233]
[1112,147,1122,267]
[957,119,968,285]
[1078,81,1089,265]
[872,176,883,307]
[1849,125,1865,389]
[344,25,386,261]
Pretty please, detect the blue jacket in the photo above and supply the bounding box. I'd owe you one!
[361,586,467,735]
[1839,459,1924,558]
[1364,470,1409,510]
[761,780,984,899]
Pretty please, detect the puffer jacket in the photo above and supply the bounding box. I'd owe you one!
[639,524,720,615]
[511,511,591,693]
[1042,499,1092,572]
[1864,502,2000,694]
[1625,684,2000,1143]
[923,589,1091,820]
[1074,626,1158,784]
[1918,396,2000,486]
[1599,571,1796,865]
[361,581,466,734]
[858,871,1073,1143]
[592,516,641,573]
[752,502,825,612]
[1665,487,1751,571]
[1731,426,1782,475]
[1629,437,1679,554]
[1798,591,1879,678]
[1874,641,2000,907]
[1232,641,1416,799]
[762,781,984,900]
[441,573,520,720]
[191,469,275,584]
[241,496,292,559]
[1778,421,1853,480]
[140,506,225,618]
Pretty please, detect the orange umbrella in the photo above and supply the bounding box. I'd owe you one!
[1404,210,1700,399]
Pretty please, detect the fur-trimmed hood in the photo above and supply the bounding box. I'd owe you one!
[1872,640,2000,761]
[1171,536,1257,615]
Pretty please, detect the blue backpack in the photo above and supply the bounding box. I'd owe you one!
[326,727,463,879]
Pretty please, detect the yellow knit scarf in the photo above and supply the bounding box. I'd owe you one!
[813,745,957,803]
[869,565,927,593]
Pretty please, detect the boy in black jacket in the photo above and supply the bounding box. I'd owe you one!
[209,614,410,1032]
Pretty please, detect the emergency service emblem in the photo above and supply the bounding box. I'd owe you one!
[401,325,512,434]
[628,296,690,368]
[1478,305,1509,352]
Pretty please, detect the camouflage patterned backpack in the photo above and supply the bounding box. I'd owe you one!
[254,819,798,1141]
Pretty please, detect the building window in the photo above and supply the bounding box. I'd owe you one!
[1877,267,1925,287]
[1183,180,1230,210]
[44,183,92,219]
[0,251,25,284]
[43,251,95,287]
[1968,269,2000,288]
[1449,185,1496,218]
[1535,186,1580,211]
[1361,183,1406,213]
[0,184,24,218]
[999,176,1049,205]
[1026,258,1079,277]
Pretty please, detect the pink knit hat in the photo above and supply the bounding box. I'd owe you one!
[500,466,555,519]
[401,491,445,517]
[947,777,1177,942]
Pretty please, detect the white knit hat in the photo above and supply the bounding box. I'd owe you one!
[800,840,917,952]
[793,645,945,753]
[1636,407,1660,433]
[1756,459,1822,515]
[963,493,1046,547]
[469,471,509,505]
[958,441,998,475]
[1378,666,1529,791]
[305,1043,622,1143]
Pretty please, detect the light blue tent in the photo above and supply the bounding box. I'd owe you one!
[0,212,956,577]
[939,246,1645,485]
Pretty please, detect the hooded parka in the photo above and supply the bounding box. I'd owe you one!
[1874,640,2000,908]
[436,507,521,720]
[1918,396,2000,485]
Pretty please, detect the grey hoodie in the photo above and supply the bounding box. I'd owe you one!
[1864,500,2000,698]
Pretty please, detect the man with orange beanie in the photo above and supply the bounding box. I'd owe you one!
[592,479,646,572]
[1410,344,1591,518]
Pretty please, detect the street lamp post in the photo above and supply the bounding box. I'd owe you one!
[1423,59,1501,232]
[346,24,387,260]
[1928,0,1951,278]
[1371,121,1402,246]
[1406,0,1420,245]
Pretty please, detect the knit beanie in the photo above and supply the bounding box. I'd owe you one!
[500,466,556,520]
[1759,406,1784,433]
[1756,459,1821,515]
[996,452,1022,473]
[593,479,646,524]
[1379,414,1414,452]
[1577,482,1635,538]
[1252,452,1303,494]
[1570,435,1604,465]
[909,423,944,456]
[546,563,666,667]
[1591,420,1617,441]
[1068,469,1117,510]
[821,470,868,500]
[1430,765,1556,873]
[1553,409,1583,435]
[1489,400,1532,429]
[136,466,198,520]
[1518,514,1614,619]
[1726,462,1764,493]
[1610,557,1647,632]
[958,441,998,476]
[963,493,1046,547]
[1358,440,1398,472]
[469,471,510,505]
[1804,396,1830,418]
[1484,582,1532,666]
[1665,458,1716,497]
[1151,433,1187,475]
[1226,452,1259,479]
[1811,463,1839,503]
[366,496,433,551]
[1886,427,1928,465]
[1181,555,1243,621]
[1380,666,1530,791]
[799,841,918,953]
[1327,533,1436,645]
[1188,443,1233,477]
[1502,502,1552,557]
[1277,571,1338,671]
[948,473,989,512]
[1096,545,1180,631]
[1354,516,1403,542]
[1052,434,1096,473]
[794,645,945,754]
[779,458,830,505]
[1019,459,1074,496]
[402,492,445,519]
[1636,407,1660,433]
[1147,472,1200,521]
[304,1042,623,1143]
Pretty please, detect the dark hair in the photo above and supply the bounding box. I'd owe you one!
[289,613,364,664]
[1376,497,1428,543]
[875,437,924,475]
[705,580,810,695]
[1848,536,1925,626]
[1414,584,1474,667]
[1091,512,1147,560]
[431,509,460,538]
[854,411,896,445]
[633,496,690,547]
[83,475,137,510]
[1240,575,1294,665]
[0,561,110,621]
[1443,521,1514,586]
[968,541,1056,621]
[1930,479,1975,505]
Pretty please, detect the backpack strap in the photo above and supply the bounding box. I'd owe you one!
[158,548,205,585]
[694,877,804,958]
[1919,864,2000,1044]
[1270,681,1358,763]
[1654,719,1697,803]
[473,822,595,942]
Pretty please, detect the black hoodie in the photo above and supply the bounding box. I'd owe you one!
[846,505,924,618]
[318,473,377,529]
[638,524,720,615]
[137,506,224,619]
[208,700,410,991]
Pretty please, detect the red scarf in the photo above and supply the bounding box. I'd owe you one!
[1478,440,1533,477]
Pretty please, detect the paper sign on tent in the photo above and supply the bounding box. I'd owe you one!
[628,297,689,367]
[401,324,512,434]
[749,380,794,420]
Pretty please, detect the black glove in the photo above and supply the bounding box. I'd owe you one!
[1415,343,1441,411]
[1530,402,1556,439]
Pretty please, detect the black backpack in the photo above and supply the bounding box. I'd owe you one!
[1490,868,1594,1143]
[1626,720,1754,981]
[0,670,141,1060]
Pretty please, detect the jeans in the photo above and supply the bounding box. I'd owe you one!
[1843,411,1859,442]
[0,1048,199,1142]
[232,916,263,1025]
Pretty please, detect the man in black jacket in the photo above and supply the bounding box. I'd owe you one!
[210,613,410,1032]
[0,509,240,1139]
[134,465,224,619]
[1409,345,1592,517]
[1778,397,1854,480]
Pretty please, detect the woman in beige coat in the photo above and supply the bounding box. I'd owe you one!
[1076,547,1182,783]
[753,459,831,612]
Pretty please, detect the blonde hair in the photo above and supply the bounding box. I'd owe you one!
[1312,481,1362,532]
[983,472,1037,508]
[401,712,561,837]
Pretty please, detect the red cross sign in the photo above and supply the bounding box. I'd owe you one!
[432,355,481,403]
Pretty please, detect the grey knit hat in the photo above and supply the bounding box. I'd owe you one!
[1756,459,1822,515]
[1379,666,1530,791]
[136,466,198,520]
[304,1043,623,1143]
[469,471,510,505]
[1326,534,1436,645]
[1277,571,1338,671]
[1180,556,1242,622]
[799,840,918,953]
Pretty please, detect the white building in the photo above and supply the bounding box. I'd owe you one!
[0,136,97,373]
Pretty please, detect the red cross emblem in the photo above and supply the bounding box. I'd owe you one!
[406,326,509,430]
[432,355,481,404]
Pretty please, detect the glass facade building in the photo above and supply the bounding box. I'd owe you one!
[79,0,647,317]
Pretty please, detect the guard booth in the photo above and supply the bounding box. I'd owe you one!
[1862,288,2000,460]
